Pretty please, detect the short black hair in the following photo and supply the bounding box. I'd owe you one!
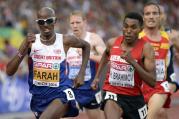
[143,2,160,14]
[124,12,143,27]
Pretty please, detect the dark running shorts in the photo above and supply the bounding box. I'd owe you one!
[101,91,147,119]
[73,89,101,109]
[167,46,179,92]
[31,87,79,119]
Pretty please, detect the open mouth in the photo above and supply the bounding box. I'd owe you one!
[125,35,132,39]
[44,28,50,32]
[148,21,155,25]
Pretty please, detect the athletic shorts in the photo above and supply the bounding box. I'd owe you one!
[167,46,175,83]
[101,91,147,119]
[165,32,179,91]
[31,87,79,119]
[73,88,101,109]
[141,81,171,108]
[166,46,179,92]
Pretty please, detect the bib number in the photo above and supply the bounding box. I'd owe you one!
[63,88,75,101]
[104,91,117,101]
[138,104,147,119]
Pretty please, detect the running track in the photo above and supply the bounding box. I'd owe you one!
[0,92,179,119]
[71,91,179,119]
[168,91,179,119]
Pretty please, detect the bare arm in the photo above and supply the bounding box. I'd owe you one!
[122,42,156,87]
[90,33,106,62]
[64,35,90,88]
[6,33,35,76]
[91,38,116,90]
[138,42,156,87]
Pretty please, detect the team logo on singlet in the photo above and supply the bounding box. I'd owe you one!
[53,49,61,54]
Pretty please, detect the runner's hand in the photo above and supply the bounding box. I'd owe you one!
[73,75,84,88]
[121,51,134,64]
[25,33,36,47]
[91,78,99,90]
[18,33,35,55]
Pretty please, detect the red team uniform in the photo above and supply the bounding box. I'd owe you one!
[103,36,145,96]
[102,36,148,119]
[139,31,171,108]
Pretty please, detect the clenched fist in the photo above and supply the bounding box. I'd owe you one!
[25,33,36,48]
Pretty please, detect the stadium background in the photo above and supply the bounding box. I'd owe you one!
[0,0,179,119]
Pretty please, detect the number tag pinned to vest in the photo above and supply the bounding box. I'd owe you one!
[63,88,75,101]
[95,91,102,104]
[104,91,117,101]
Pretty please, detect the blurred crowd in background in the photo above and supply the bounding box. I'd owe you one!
[1,0,179,38]
[0,0,179,114]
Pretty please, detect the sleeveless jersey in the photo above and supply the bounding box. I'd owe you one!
[139,31,170,82]
[66,32,98,90]
[103,36,146,96]
[28,33,71,97]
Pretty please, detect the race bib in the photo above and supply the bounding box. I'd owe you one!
[63,88,75,101]
[104,91,117,101]
[109,62,134,87]
[68,66,80,79]
[170,73,176,82]
[156,59,166,81]
[68,61,91,81]
[33,67,59,87]
[138,104,147,119]
[95,91,102,104]
[161,81,170,92]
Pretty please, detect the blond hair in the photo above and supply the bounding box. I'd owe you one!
[69,10,86,21]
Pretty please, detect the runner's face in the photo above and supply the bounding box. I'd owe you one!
[70,15,86,37]
[143,5,160,29]
[37,12,56,36]
[123,18,141,44]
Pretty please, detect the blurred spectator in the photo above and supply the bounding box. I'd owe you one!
[3,39,17,58]
[1,0,178,40]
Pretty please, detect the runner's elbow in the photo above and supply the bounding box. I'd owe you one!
[83,42,90,50]
[6,64,15,76]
